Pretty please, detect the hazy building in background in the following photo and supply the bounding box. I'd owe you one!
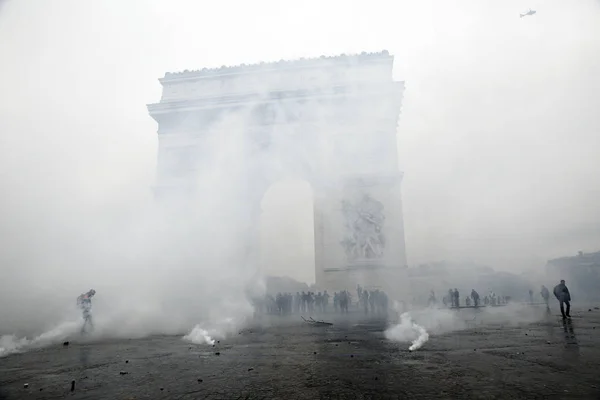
[147,51,408,296]
[546,250,600,301]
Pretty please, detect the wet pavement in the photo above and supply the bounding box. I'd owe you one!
[1,307,599,399]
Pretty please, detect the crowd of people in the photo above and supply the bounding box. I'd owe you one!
[74,280,573,335]
[427,288,510,308]
[254,285,390,316]
[425,280,572,319]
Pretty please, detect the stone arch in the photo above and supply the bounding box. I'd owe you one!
[148,51,408,298]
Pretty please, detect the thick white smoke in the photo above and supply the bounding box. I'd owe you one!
[385,301,548,351]
[184,326,215,345]
[385,312,430,351]
[0,320,80,358]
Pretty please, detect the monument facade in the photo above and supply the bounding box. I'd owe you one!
[147,51,408,297]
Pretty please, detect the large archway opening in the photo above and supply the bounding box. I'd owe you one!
[258,178,315,286]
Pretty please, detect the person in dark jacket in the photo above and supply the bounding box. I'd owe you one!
[553,280,571,319]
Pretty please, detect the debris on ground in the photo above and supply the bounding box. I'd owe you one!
[119,371,128,375]
[125,360,129,363]
[63,341,69,346]
[248,368,254,371]
[71,380,75,392]
[23,383,29,389]
[215,352,221,356]
[302,316,333,326]
[198,379,203,382]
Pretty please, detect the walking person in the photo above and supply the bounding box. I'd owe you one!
[553,280,571,319]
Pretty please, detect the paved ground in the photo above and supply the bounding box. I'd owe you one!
[1,306,599,399]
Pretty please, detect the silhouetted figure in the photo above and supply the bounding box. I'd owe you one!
[307,292,315,314]
[361,291,369,314]
[540,285,550,311]
[333,292,339,312]
[453,289,460,308]
[471,289,480,307]
[369,291,376,314]
[553,280,571,319]
[77,289,96,334]
[322,290,330,313]
[339,291,349,313]
[300,291,307,313]
[448,289,454,307]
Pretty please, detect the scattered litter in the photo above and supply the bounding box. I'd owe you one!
[313,351,317,355]
[350,355,354,358]
[375,377,378,380]
[217,340,220,344]
[546,341,551,344]
[24,383,29,389]
[63,341,69,346]
[160,388,164,391]
[215,352,221,356]
[125,360,129,363]
[119,371,128,375]
[71,380,75,392]
[39,388,43,391]
[248,368,254,372]
[474,349,477,351]
[198,379,203,382]
[589,309,592,312]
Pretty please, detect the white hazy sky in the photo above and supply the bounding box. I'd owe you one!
[1,0,599,284]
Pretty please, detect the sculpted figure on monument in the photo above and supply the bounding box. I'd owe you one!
[340,194,386,261]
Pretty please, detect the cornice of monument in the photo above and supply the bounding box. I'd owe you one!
[147,81,404,118]
[160,50,393,83]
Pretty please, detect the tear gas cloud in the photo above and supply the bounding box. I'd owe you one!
[385,301,551,351]
[1,0,599,354]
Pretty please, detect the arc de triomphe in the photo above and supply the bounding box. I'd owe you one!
[148,51,408,297]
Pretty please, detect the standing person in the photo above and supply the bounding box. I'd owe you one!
[553,280,572,319]
[333,292,339,313]
[361,291,369,315]
[77,289,96,334]
[454,289,460,308]
[471,289,480,307]
[540,285,550,310]
[447,289,454,307]
[322,290,330,313]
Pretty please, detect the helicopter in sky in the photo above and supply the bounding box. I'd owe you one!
[520,8,536,18]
